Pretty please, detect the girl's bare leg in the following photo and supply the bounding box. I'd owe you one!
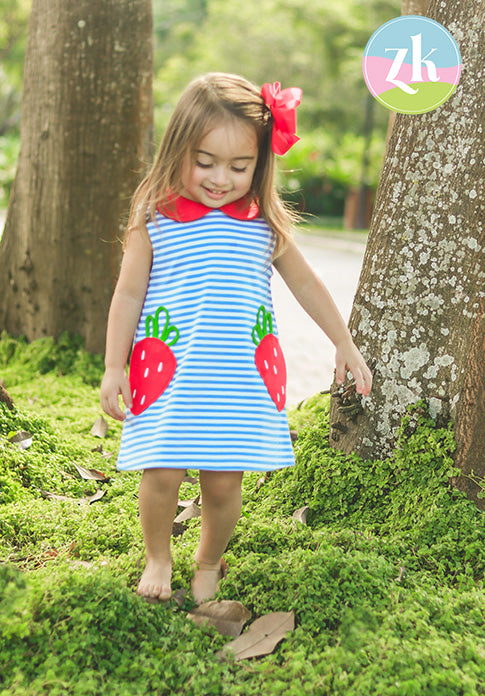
[137,467,186,600]
[191,470,243,603]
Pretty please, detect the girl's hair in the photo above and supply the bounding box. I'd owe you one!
[127,72,298,257]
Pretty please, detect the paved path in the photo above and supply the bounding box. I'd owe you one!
[272,231,365,406]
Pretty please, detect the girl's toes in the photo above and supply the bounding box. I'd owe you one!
[137,558,172,601]
[138,583,171,603]
[157,585,172,601]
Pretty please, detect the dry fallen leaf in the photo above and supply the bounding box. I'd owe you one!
[172,588,189,607]
[172,521,186,537]
[219,611,295,661]
[188,600,251,638]
[40,490,87,504]
[177,495,201,509]
[0,384,15,410]
[40,490,72,502]
[91,444,113,460]
[73,463,109,482]
[183,475,198,484]
[8,430,33,450]
[256,472,272,489]
[68,559,93,569]
[292,505,309,524]
[91,416,108,438]
[174,502,201,523]
[40,488,105,505]
[87,489,106,504]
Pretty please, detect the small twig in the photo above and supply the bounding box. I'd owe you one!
[460,471,485,491]
[0,384,15,410]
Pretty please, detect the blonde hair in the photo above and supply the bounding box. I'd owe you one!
[127,72,298,257]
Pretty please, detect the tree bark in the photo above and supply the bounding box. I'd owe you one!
[402,0,429,15]
[0,0,153,353]
[329,0,485,507]
[382,2,430,157]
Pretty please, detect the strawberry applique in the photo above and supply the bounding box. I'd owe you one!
[129,306,179,416]
[252,305,287,411]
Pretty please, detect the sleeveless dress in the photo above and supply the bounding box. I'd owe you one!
[116,195,295,472]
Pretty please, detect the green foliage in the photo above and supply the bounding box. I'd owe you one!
[0,331,104,386]
[1,0,400,216]
[0,0,30,200]
[250,401,485,587]
[281,128,386,216]
[150,0,399,216]
[153,0,399,137]
[0,564,228,696]
[0,334,484,694]
[0,0,31,87]
[0,132,20,206]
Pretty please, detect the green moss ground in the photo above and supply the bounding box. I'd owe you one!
[0,333,484,695]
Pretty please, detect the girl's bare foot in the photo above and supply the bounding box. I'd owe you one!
[137,557,172,601]
[191,559,228,605]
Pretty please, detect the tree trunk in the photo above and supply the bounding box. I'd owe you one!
[402,0,429,15]
[381,2,430,156]
[329,0,485,507]
[0,0,153,353]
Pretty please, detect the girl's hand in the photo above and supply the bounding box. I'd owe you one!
[100,367,133,421]
[335,340,373,397]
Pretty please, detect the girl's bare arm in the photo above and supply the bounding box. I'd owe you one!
[273,238,372,395]
[100,227,153,420]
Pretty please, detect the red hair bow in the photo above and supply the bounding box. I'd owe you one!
[261,81,302,156]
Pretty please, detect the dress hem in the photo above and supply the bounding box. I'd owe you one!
[116,461,295,473]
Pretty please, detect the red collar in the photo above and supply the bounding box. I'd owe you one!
[157,195,260,222]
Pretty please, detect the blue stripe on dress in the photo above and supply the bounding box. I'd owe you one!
[117,209,295,472]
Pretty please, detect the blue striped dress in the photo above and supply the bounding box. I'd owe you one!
[117,198,295,472]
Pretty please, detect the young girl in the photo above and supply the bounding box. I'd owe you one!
[100,72,372,605]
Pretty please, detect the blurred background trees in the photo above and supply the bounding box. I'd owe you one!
[151,0,399,221]
[0,0,153,352]
[0,0,402,354]
[0,0,30,203]
[0,0,400,218]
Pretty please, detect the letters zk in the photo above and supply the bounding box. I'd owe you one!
[385,33,440,94]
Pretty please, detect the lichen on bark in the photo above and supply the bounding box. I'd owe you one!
[329,0,485,506]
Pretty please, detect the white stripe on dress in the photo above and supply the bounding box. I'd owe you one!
[117,209,295,472]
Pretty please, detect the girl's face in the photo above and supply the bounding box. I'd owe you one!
[181,119,258,208]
